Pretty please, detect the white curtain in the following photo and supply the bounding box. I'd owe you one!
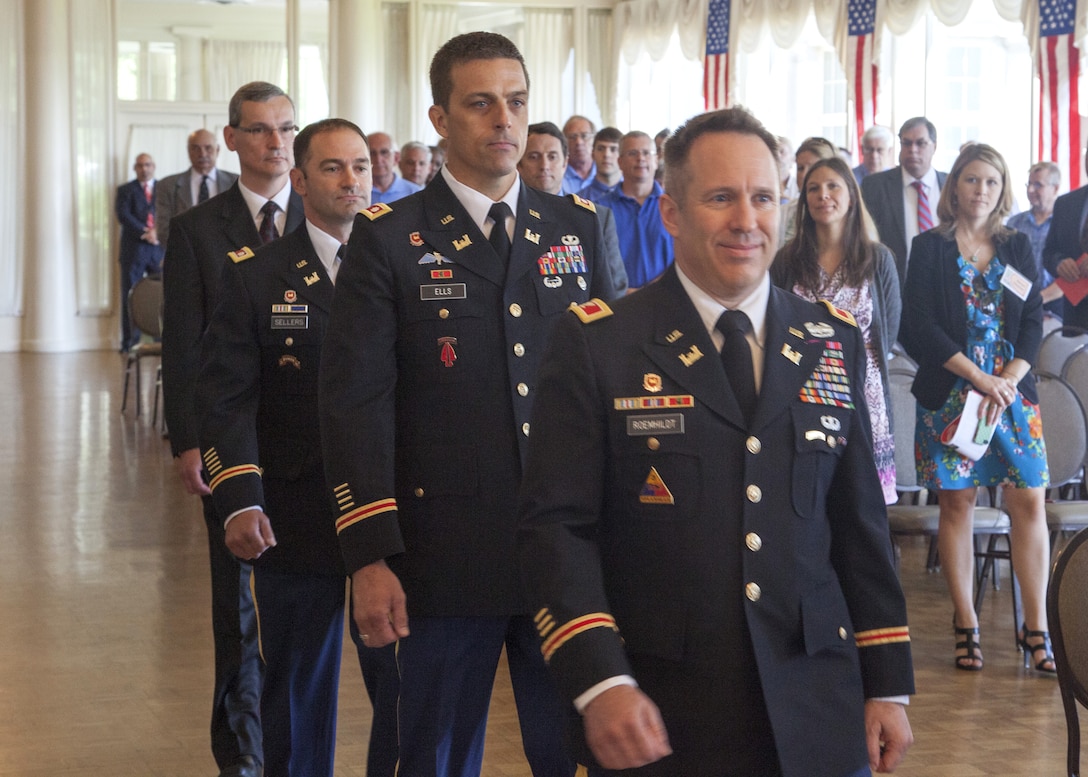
[587,9,618,126]
[615,0,706,65]
[383,3,413,143]
[417,4,460,141]
[523,9,573,125]
[205,41,287,103]
[0,0,22,316]
[69,0,113,316]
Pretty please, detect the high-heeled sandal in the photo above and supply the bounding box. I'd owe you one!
[1018,623,1057,674]
[954,626,983,671]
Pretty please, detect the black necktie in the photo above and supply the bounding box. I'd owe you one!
[716,309,757,423]
[198,175,210,203]
[332,243,347,283]
[488,202,512,262]
[258,200,279,245]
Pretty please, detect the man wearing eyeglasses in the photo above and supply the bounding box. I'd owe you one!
[561,115,597,195]
[162,80,304,777]
[596,131,674,291]
[861,117,948,286]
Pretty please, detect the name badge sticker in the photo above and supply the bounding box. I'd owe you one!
[1000,264,1031,301]
[420,283,467,301]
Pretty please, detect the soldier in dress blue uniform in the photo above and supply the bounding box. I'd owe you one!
[318,32,623,777]
[197,120,396,777]
[517,108,915,777]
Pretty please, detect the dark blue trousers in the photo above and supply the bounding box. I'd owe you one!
[348,610,400,777]
[395,615,574,777]
[202,496,262,771]
[252,568,345,777]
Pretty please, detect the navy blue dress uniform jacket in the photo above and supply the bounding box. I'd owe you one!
[196,225,342,577]
[319,173,621,616]
[517,267,914,777]
[902,229,1043,411]
[1043,184,1088,328]
[163,183,304,456]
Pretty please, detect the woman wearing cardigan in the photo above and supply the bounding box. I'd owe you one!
[900,143,1052,673]
[774,156,901,504]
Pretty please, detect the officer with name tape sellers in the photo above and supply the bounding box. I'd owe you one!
[318,31,622,777]
[517,107,914,777]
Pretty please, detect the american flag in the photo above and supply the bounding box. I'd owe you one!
[845,0,878,153]
[704,0,730,110]
[1038,0,1081,190]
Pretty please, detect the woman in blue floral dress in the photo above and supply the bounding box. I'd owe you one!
[901,143,1052,674]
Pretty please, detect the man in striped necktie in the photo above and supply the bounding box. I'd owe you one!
[861,116,948,286]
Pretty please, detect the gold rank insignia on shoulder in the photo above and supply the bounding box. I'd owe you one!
[569,298,613,323]
[570,194,596,213]
[360,202,393,221]
[818,300,857,327]
[228,246,255,263]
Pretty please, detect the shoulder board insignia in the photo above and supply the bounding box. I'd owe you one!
[228,246,255,263]
[570,194,597,213]
[569,298,613,323]
[360,202,393,221]
[819,300,857,327]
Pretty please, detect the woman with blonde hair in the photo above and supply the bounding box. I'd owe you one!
[900,143,1052,673]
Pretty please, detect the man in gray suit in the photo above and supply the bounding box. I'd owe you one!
[860,117,947,285]
[156,128,239,248]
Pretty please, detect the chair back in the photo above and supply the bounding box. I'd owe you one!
[1039,326,1088,376]
[1047,526,1088,777]
[128,277,163,340]
[888,366,919,490]
[1036,372,1088,489]
[1063,346,1088,419]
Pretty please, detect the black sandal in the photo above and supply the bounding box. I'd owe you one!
[954,626,983,671]
[1018,623,1057,674]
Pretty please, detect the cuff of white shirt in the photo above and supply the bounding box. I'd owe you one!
[573,675,639,714]
[223,505,261,530]
[870,695,910,705]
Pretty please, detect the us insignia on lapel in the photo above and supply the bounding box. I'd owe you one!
[639,467,674,504]
[440,214,455,225]
[529,209,541,219]
[295,259,308,269]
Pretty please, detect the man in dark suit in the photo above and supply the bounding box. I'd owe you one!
[156,128,239,250]
[319,32,622,777]
[197,119,370,777]
[1044,148,1088,327]
[517,107,914,777]
[861,116,948,285]
[162,81,303,777]
[116,152,165,350]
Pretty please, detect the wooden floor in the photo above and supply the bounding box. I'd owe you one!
[0,350,1084,776]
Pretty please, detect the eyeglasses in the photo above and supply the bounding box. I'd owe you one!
[900,138,932,150]
[234,124,299,139]
[622,149,656,159]
[566,133,593,142]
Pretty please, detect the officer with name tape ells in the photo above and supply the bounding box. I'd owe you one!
[318,31,622,777]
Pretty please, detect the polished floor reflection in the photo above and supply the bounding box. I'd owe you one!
[0,350,1083,776]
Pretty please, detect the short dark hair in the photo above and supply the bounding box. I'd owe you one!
[429,32,529,111]
[594,127,623,146]
[899,116,937,145]
[664,107,778,203]
[293,118,367,170]
[527,121,567,158]
[228,81,294,128]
